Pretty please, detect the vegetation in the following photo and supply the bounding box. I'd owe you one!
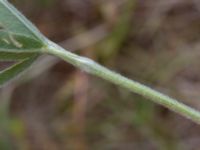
[1,0,200,149]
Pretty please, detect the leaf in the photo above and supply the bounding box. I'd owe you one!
[0,0,45,44]
[0,0,46,52]
[0,0,46,85]
[0,31,44,52]
[0,55,38,86]
[0,51,37,61]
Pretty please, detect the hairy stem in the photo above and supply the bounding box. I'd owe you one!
[44,40,200,124]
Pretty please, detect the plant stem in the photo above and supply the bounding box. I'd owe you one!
[44,40,200,124]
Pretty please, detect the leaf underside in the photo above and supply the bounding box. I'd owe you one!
[0,0,46,85]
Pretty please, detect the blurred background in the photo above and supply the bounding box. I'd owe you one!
[1,0,200,149]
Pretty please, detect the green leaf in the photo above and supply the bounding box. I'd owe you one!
[0,51,38,61]
[0,0,46,53]
[0,55,38,86]
[0,0,45,44]
[0,0,46,85]
[0,31,44,52]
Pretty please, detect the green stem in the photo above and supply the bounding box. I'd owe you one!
[44,40,200,124]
